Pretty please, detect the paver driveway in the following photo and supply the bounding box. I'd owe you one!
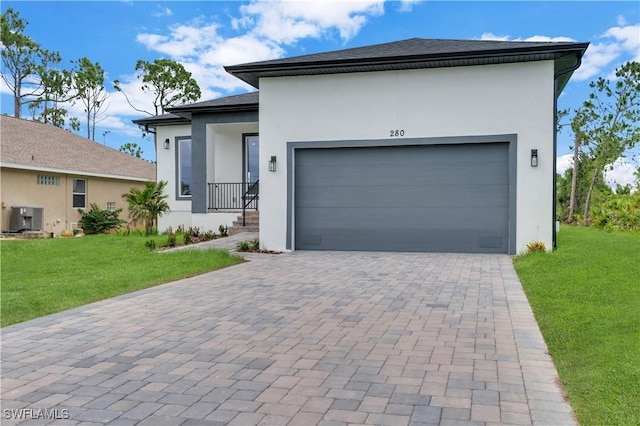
[1,251,575,425]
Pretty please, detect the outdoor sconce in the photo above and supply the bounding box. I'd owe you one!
[163,138,170,150]
[531,149,538,167]
[269,156,277,172]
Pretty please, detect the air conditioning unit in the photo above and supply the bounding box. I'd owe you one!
[9,207,44,231]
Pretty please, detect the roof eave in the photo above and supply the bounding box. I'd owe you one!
[1,162,155,182]
[132,116,190,127]
[226,43,589,89]
[165,104,259,115]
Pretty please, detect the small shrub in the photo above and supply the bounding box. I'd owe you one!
[236,238,260,252]
[591,194,640,231]
[218,225,228,237]
[526,241,546,253]
[167,232,177,247]
[204,230,215,241]
[184,226,203,245]
[236,240,250,252]
[78,203,126,234]
[176,224,185,233]
[145,239,157,251]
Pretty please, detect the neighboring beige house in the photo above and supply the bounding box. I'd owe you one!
[0,116,156,235]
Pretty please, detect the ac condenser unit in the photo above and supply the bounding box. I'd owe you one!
[9,207,44,231]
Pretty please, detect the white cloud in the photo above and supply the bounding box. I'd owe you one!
[480,23,639,82]
[398,0,420,13]
[556,154,574,175]
[130,0,387,103]
[605,158,638,190]
[572,42,621,81]
[521,35,576,43]
[603,24,640,61]
[617,15,628,26]
[137,21,220,59]
[574,23,640,81]
[479,33,510,42]
[239,0,384,43]
[152,5,173,18]
[557,154,638,190]
[480,33,576,43]
[199,34,284,67]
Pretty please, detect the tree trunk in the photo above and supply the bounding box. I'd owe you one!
[13,77,21,118]
[86,109,91,140]
[583,166,600,225]
[568,134,580,223]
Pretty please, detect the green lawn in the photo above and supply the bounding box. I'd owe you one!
[514,226,640,426]
[0,234,243,327]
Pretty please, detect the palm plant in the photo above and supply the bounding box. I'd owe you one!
[122,180,170,234]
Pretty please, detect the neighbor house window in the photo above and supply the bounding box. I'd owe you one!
[37,175,60,186]
[106,202,116,211]
[72,179,86,208]
[176,137,192,198]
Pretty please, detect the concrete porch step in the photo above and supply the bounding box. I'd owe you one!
[228,211,259,236]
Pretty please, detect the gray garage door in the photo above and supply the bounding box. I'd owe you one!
[294,142,510,253]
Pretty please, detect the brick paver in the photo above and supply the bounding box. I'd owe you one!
[1,251,575,425]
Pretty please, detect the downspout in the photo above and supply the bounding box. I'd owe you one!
[552,53,582,249]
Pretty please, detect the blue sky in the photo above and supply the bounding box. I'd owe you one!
[1,1,639,185]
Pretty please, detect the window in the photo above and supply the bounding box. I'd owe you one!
[106,202,116,211]
[72,179,86,208]
[177,138,192,198]
[37,175,60,186]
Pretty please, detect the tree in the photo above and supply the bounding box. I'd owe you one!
[615,183,633,195]
[567,109,587,223]
[72,57,108,140]
[119,142,143,158]
[578,62,640,224]
[122,181,170,235]
[114,58,201,116]
[1,8,52,118]
[31,60,75,127]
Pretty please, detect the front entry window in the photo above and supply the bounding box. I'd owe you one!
[245,135,259,184]
[177,137,192,197]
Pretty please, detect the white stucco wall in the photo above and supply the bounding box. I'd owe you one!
[155,124,192,232]
[212,123,258,183]
[259,61,556,253]
[155,121,259,232]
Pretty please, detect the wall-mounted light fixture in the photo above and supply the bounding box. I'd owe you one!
[531,149,538,167]
[163,138,170,150]
[269,156,277,172]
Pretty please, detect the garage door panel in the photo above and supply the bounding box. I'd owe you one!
[294,142,510,253]
[296,185,509,209]
[296,143,507,166]
[297,163,508,187]
[297,227,507,253]
[296,206,508,231]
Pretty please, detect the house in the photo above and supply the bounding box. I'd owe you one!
[1,116,156,235]
[134,38,588,254]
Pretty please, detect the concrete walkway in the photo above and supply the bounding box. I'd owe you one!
[162,232,259,252]
[1,252,575,425]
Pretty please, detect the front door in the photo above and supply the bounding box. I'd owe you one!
[244,134,259,184]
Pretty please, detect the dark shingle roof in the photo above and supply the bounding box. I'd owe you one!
[225,38,589,89]
[169,92,258,111]
[1,116,156,181]
[132,113,189,127]
[167,92,258,116]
